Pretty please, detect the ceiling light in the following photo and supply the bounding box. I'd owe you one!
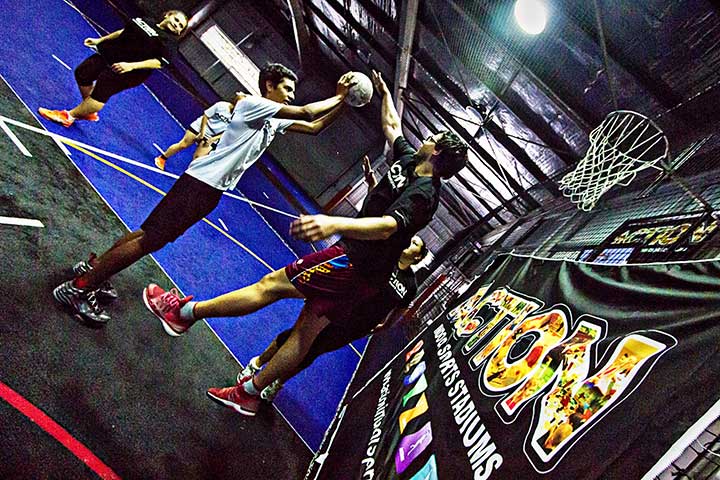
[513,0,548,35]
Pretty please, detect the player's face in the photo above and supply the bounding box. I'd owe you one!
[267,78,296,105]
[163,12,188,35]
[417,132,442,160]
[402,236,424,263]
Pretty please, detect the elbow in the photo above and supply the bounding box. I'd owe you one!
[300,106,316,122]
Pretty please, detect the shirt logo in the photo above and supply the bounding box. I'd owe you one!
[387,162,408,191]
[388,270,407,298]
[133,18,159,37]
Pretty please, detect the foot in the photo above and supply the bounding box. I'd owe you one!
[75,112,100,122]
[207,384,260,416]
[72,254,118,304]
[236,356,261,384]
[154,156,166,170]
[38,108,74,127]
[53,280,111,326]
[142,283,195,336]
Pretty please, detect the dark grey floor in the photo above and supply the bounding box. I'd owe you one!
[0,80,311,479]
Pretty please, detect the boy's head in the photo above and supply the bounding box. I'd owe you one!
[160,10,188,36]
[400,236,429,266]
[259,63,298,104]
[417,131,469,179]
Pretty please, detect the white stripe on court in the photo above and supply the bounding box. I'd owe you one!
[51,54,72,71]
[0,216,44,228]
[218,218,228,231]
[0,119,32,156]
[152,143,164,154]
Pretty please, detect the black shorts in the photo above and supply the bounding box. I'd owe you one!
[141,174,223,246]
[74,54,151,103]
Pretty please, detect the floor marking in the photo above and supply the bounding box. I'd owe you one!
[0,380,121,479]
[0,115,300,219]
[263,192,269,199]
[218,218,229,231]
[0,216,44,228]
[51,54,72,71]
[64,141,275,271]
[0,119,32,156]
[152,143,164,154]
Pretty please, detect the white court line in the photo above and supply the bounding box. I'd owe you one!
[0,216,44,228]
[51,54,72,71]
[0,115,300,219]
[152,143,164,154]
[218,218,229,231]
[0,119,32,156]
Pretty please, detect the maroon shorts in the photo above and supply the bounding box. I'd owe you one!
[285,244,378,323]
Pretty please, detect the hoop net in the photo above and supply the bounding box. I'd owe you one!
[559,110,669,211]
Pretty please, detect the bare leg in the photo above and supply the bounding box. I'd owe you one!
[78,84,94,99]
[76,229,157,289]
[88,230,144,268]
[257,338,280,366]
[193,269,304,319]
[254,306,329,389]
[162,130,197,159]
[69,97,105,118]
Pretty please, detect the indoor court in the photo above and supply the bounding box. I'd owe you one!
[1,0,719,479]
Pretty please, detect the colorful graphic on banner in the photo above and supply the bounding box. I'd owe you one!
[308,255,720,479]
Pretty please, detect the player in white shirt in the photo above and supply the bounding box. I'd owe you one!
[154,95,243,170]
[53,63,356,326]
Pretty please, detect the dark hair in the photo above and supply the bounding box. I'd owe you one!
[433,131,468,179]
[258,63,298,96]
[412,238,429,265]
[162,10,189,35]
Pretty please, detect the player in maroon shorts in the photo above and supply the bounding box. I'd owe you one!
[142,70,468,416]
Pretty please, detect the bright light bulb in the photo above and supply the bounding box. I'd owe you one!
[514,0,548,35]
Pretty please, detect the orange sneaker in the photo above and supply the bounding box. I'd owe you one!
[76,112,100,122]
[38,108,74,127]
[154,156,167,170]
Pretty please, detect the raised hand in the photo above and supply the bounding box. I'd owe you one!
[336,72,356,97]
[111,62,133,74]
[84,37,101,47]
[290,214,336,242]
[371,70,390,97]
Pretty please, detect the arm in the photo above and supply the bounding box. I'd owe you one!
[84,29,123,46]
[285,103,344,135]
[290,214,398,242]
[195,115,209,143]
[371,70,402,145]
[111,58,163,74]
[274,72,354,122]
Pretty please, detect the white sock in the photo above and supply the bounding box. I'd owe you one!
[243,378,260,396]
[179,301,196,321]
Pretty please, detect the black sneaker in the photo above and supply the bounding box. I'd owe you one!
[72,254,119,304]
[53,280,111,326]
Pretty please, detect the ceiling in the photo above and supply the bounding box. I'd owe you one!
[255,0,720,237]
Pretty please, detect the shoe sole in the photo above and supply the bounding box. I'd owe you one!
[142,287,184,337]
[206,391,257,416]
[38,108,73,127]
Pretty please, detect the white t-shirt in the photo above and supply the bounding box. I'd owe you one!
[189,101,233,138]
[185,96,295,191]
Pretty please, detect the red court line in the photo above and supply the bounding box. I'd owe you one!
[0,380,121,479]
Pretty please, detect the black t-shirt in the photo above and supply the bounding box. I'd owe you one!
[98,17,175,66]
[342,136,440,279]
[341,266,417,334]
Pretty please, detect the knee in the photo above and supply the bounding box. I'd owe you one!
[137,230,168,253]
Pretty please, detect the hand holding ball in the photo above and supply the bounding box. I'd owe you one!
[343,72,373,107]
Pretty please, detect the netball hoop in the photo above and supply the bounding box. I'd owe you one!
[559,110,716,215]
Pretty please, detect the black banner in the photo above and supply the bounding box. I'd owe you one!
[308,254,720,479]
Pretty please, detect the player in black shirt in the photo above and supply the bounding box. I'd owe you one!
[235,235,427,402]
[144,70,468,416]
[38,10,187,127]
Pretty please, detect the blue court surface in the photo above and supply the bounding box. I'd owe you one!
[0,0,366,450]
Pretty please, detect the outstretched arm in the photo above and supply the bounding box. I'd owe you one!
[290,214,398,242]
[285,103,344,135]
[84,29,123,47]
[371,70,402,145]
[372,307,409,333]
[274,73,354,122]
[362,155,378,189]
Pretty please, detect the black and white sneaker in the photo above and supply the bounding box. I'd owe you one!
[53,280,111,326]
[72,254,119,304]
[261,379,283,403]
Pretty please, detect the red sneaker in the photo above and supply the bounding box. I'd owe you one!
[154,156,166,170]
[76,112,100,122]
[38,108,74,127]
[142,283,195,336]
[207,384,260,416]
